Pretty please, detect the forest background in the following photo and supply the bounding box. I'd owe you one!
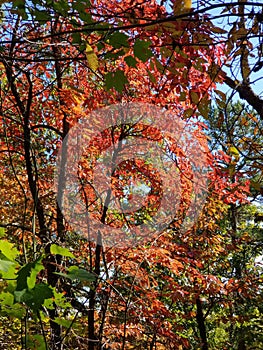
[0,1,263,349]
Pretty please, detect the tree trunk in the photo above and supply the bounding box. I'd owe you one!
[196,297,208,350]
[88,232,102,350]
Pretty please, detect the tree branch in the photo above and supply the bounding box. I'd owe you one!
[223,73,263,119]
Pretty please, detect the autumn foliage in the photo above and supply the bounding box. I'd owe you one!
[0,1,262,349]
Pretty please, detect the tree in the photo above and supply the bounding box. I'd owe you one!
[204,101,263,349]
[0,1,262,349]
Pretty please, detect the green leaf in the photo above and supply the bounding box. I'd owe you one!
[69,266,96,281]
[72,32,81,44]
[31,284,54,311]
[198,101,210,119]
[0,257,17,279]
[155,58,164,73]
[190,91,199,105]
[183,108,194,119]
[15,284,53,312]
[55,266,96,282]
[104,49,125,60]
[124,55,137,68]
[54,317,72,328]
[50,244,76,258]
[147,69,156,83]
[14,289,27,302]
[108,32,129,49]
[12,0,27,19]
[1,301,25,319]
[43,297,55,310]
[134,39,153,62]
[25,335,47,350]
[105,70,128,93]
[34,10,51,21]
[179,91,186,101]
[52,0,70,16]
[0,240,19,261]
[16,262,34,291]
[0,259,15,273]
[27,259,44,290]
[16,258,44,291]
[72,0,92,23]
[44,288,72,310]
[0,291,14,308]
[0,227,5,237]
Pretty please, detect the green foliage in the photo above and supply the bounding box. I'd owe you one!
[0,259,16,275]
[16,258,43,291]
[134,39,153,62]
[108,32,129,49]
[23,334,47,350]
[54,317,72,329]
[72,0,92,23]
[105,69,128,92]
[44,289,72,310]
[55,266,96,282]
[208,101,263,196]
[0,239,19,261]
[124,55,137,68]
[33,9,51,21]
[0,227,5,237]
[50,244,75,258]
[14,283,53,312]
[0,239,20,279]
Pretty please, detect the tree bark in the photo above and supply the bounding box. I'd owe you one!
[88,232,102,350]
[223,73,263,120]
[196,297,208,350]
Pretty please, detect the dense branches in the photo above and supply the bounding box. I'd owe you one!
[0,1,262,349]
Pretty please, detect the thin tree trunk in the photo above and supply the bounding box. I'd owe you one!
[196,297,208,350]
[88,232,102,350]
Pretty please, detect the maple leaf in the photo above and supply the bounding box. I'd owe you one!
[85,44,99,71]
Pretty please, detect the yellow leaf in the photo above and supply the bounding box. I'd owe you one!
[85,44,98,71]
[229,146,239,156]
[173,0,192,15]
